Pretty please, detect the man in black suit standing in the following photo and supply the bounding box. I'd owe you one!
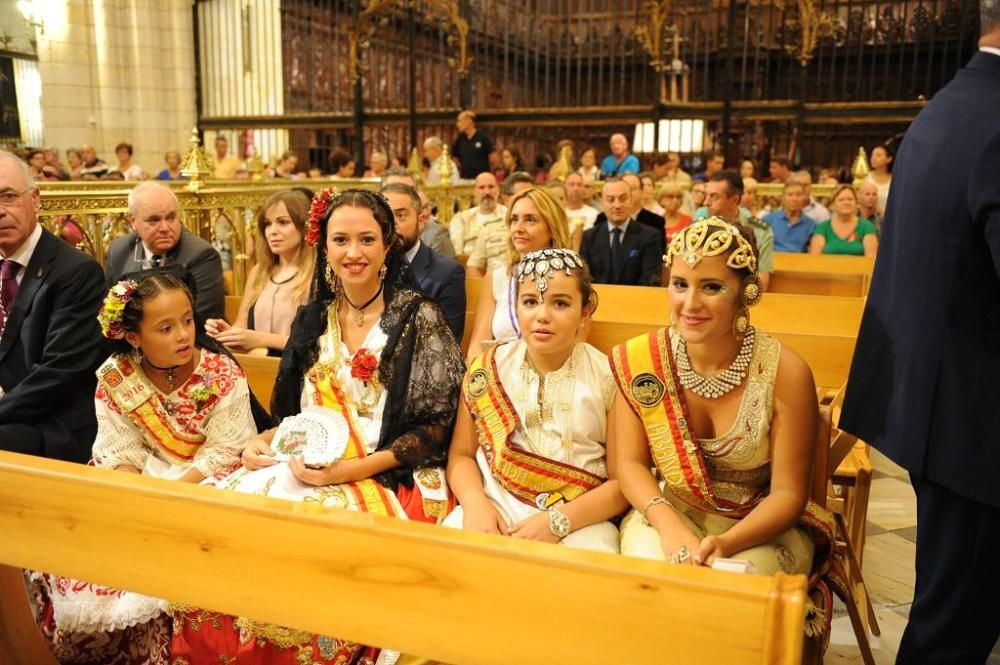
[580,177,662,286]
[381,183,466,341]
[841,7,1000,662]
[105,181,225,321]
[0,151,106,462]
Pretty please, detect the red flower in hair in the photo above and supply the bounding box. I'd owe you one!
[306,187,337,247]
[350,348,379,383]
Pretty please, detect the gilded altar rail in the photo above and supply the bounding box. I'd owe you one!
[37,179,474,296]
[38,177,837,297]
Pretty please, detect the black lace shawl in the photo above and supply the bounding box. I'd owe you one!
[270,286,465,491]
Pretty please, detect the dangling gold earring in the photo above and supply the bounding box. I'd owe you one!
[324,262,341,294]
[741,275,763,308]
[378,263,388,282]
[669,310,678,329]
[732,307,750,339]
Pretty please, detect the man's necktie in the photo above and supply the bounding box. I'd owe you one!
[151,254,163,268]
[0,259,20,338]
[610,227,623,279]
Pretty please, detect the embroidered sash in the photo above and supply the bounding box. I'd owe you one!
[306,361,402,518]
[97,354,204,463]
[465,345,604,510]
[609,327,839,584]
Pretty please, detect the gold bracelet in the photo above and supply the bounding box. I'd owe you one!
[641,495,672,518]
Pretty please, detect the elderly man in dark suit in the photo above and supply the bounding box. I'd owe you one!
[381,183,466,340]
[0,151,106,462]
[840,7,1000,662]
[105,181,225,321]
[580,177,662,286]
[592,173,666,257]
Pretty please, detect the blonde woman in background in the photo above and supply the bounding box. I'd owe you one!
[466,187,575,362]
[206,190,316,356]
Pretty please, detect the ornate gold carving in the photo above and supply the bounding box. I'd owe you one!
[437,143,455,183]
[851,146,870,187]
[247,150,265,182]
[407,146,422,176]
[777,0,837,66]
[180,128,213,192]
[634,1,686,102]
[348,0,470,83]
[37,179,474,294]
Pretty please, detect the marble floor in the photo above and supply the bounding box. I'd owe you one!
[826,449,1000,664]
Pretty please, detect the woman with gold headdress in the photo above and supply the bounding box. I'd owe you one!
[447,248,627,552]
[612,217,842,644]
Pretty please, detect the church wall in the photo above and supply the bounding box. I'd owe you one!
[31,0,196,176]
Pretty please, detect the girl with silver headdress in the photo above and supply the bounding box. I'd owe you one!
[446,248,628,553]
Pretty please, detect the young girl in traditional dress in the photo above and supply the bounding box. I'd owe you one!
[447,248,628,552]
[34,270,255,665]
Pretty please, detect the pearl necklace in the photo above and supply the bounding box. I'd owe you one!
[676,328,755,399]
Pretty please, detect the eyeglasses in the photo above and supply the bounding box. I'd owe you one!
[0,188,34,207]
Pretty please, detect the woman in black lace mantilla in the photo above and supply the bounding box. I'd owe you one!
[172,189,465,664]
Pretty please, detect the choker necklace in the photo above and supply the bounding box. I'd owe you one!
[342,282,385,327]
[675,328,755,399]
[270,270,298,286]
[144,358,183,390]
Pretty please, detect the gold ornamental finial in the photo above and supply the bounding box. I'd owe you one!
[407,146,422,176]
[248,150,265,182]
[180,128,213,191]
[851,146,870,187]
[551,144,573,182]
[438,143,455,182]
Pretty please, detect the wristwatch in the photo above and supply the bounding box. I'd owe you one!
[547,506,571,539]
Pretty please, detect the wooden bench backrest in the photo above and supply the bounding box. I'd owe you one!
[0,452,806,665]
[234,353,280,410]
[225,295,241,324]
[771,254,874,297]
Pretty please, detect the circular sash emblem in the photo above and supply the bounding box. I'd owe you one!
[630,372,665,407]
[468,368,489,399]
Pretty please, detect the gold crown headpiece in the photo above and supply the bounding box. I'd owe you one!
[516,248,586,297]
[666,216,757,274]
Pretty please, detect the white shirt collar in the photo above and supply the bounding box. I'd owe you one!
[405,239,421,264]
[2,222,43,270]
[609,218,630,236]
[980,46,1000,58]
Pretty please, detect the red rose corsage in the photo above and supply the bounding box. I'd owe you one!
[350,348,379,382]
[306,187,337,247]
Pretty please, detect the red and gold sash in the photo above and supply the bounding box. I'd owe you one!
[610,327,839,584]
[97,354,204,463]
[465,345,605,510]
[306,361,402,518]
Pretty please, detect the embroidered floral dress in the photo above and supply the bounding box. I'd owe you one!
[31,350,254,665]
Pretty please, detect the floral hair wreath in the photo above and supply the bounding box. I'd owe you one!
[306,187,338,247]
[97,279,139,340]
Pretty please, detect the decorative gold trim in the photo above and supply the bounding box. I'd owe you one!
[349,0,470,83]
[777,0,837,67]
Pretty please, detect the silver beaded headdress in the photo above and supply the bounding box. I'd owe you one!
[515,248,586,299]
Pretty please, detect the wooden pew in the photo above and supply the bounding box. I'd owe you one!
[770,254,874,297]
[0,452,807,665]
[225,295,241,324]
[234,353,280,409]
